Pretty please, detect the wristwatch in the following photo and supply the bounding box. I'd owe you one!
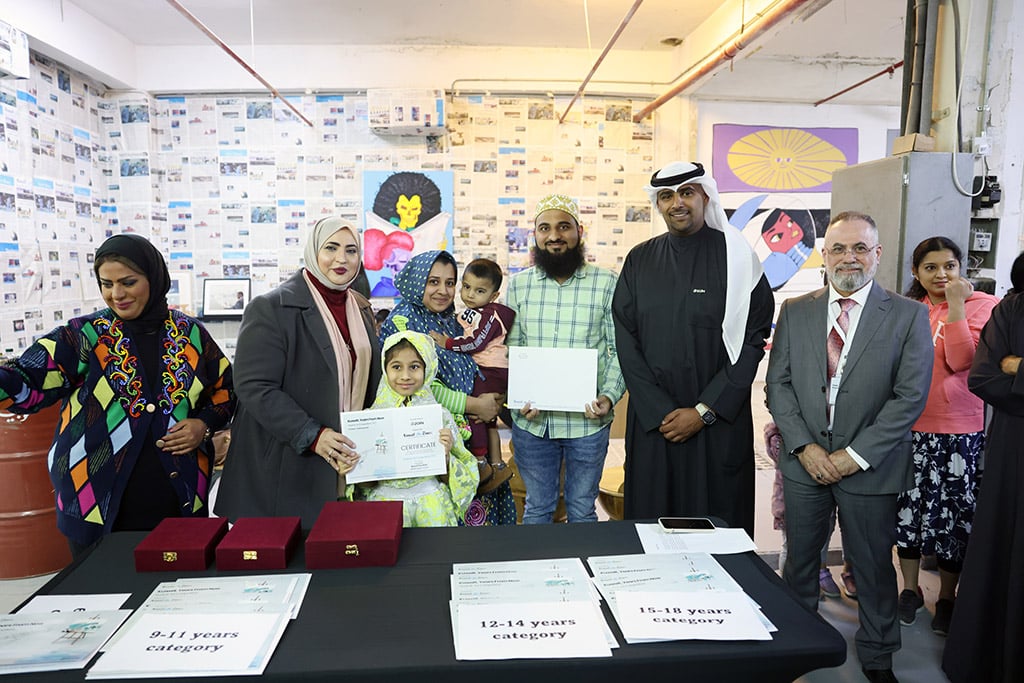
[695,402,717,426]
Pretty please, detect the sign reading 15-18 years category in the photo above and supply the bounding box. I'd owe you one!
[613,591,772,642]
[341,404,446,484]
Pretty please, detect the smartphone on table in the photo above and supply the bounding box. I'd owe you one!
[657,516,716,533]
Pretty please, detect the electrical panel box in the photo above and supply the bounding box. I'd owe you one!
[969,217,1000,271]
[971,231,992,252]
[830,152,973,293]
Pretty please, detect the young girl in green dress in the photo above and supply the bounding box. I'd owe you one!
[353,330,478,526]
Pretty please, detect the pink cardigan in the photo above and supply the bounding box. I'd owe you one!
[913,291,999,434]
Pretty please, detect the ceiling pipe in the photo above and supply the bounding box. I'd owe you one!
[633,0,819,122]
[164,0,314,127]
[559,0,645,124]
[917,0,940,136]
[813,60,904,107]
[899,0,917,135]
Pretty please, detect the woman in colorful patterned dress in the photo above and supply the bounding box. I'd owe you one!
[0,234,235,557]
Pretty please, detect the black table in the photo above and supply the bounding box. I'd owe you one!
[11,521,845,682]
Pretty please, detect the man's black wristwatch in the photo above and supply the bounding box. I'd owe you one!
[696,402,717,426]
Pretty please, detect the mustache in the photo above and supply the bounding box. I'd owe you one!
[533,240,585,279]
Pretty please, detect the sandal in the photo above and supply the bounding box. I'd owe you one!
[841,571,858,600]
[477,460,512,495]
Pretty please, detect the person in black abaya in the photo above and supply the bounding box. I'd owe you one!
[943,289,1024,683]
[612,161,773,538]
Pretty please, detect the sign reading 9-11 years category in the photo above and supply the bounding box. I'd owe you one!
[341,404,446,484]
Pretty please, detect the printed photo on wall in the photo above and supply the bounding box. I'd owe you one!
[202,277,251,319]
[168,273,194,315]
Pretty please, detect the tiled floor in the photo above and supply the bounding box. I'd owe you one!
[1,380,951,681]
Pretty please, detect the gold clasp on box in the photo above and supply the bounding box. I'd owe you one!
[345,544,359,556]
[243,550,258,561]
[162,551,178,562]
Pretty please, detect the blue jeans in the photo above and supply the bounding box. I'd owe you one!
[510,423,611,524]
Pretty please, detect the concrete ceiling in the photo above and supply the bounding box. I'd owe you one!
[67,0,907,105]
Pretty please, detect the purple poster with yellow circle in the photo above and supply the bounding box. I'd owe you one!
[712,124,858,193]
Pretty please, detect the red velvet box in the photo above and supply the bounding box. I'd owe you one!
[305,501,403,569]
[134,517,229,572]
[215,516,301,571]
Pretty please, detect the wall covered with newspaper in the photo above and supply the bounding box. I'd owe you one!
[0,53,656,354]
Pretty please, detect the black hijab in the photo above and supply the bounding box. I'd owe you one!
[93,234,171,333]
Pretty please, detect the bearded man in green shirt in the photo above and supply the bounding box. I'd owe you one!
[507,194,626,524]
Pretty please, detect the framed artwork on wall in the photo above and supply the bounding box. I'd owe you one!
[202,278,250,319]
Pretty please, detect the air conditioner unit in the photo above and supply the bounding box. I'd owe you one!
[0,20,29,80]
[367,89,445,137]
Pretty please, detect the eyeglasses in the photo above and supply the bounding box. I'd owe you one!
[827,243,879,257]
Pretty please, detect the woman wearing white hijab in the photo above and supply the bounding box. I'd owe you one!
[216,217,381,528]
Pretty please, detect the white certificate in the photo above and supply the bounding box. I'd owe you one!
[342,404,446,484]
[634,523,758,555]
[507,346,598,412]
[17,594,131,614]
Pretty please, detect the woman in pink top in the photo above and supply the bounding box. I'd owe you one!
[895,237,998,636]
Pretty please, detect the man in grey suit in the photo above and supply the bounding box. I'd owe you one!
[766,211,932,683]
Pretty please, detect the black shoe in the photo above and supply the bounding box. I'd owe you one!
[932,598,954,635]
[897,587,924,625]
[861,667,899,683]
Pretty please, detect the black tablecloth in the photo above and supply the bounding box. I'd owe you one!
[10,521,845,682]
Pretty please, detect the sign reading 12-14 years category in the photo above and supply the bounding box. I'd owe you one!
[453,601,611,660]
[342,404,446,484]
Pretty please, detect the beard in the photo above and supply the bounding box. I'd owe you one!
[827,260,877,293]
[533,241,585,280]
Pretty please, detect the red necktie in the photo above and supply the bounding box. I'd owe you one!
[827,298,855,380]
[826,299,854,423]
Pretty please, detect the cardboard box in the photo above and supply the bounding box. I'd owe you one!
[305,501,403,569]
[134,517,229,572]
[215,516,301,571]
[892,133,935,155]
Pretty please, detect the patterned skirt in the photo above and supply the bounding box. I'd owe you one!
[463,481,517,526]
[895,430,984,563]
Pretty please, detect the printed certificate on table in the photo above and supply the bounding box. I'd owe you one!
[342,403,445,484]
[507,346,598,412]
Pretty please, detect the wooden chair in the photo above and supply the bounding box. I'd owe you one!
[506,442,567,524]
